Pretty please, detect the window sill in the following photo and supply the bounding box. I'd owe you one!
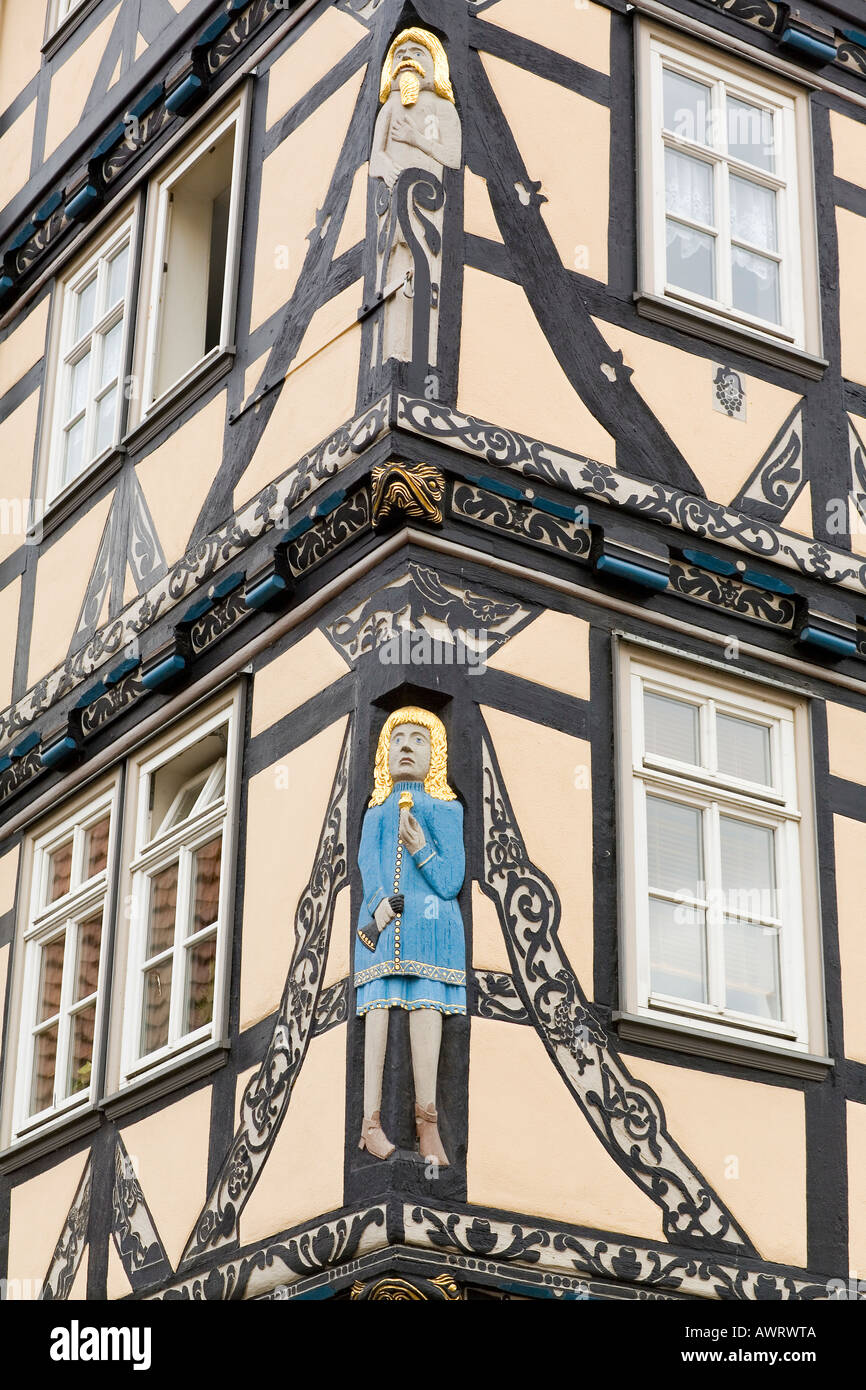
[123,347,235,456]
[634,291,828,380]
[0,1103,101,1174]
[101,1037,230,1120]
[613,1010,833,1079]
[42,0,102,62]
[34,444,127,543]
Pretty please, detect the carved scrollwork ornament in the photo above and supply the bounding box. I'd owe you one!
[350,1273,462,1301]
[371,461,446,526]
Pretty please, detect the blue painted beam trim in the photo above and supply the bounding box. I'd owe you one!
[209,570,245,599]
[194,13,232,48]
[283,516,315,542]
[65,185,101,221]
[477,474,523,502]
[12,730,40,757]
[180,596,213,624]
[141,655,188,689]
[34,191,63,225]
[105,656,140,686]
[41,737,79,770]
[779,28,837,63]
[316,488,346,518]
[90,122,127,160]
[0,276,14,297]
[10,222,36,250]
[798,627,858,658]
[127,83,164,118]
[682,548,736,576]
[741,569,795,595]
[0,757,11,773]
[74,680,107,708]
[165,74,205,114]
[596,555,669,591]
[842,28,866,46]
[244,573,290,610]
[533,495,586,522]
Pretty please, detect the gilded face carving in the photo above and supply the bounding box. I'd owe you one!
[391,40,434,105]
[388,723,432,782]
[392,41,434,89]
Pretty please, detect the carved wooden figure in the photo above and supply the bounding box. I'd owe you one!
[369,28,462,372]
[355,707,466,1166]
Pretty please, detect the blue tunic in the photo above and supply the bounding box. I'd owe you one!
[354,780,466,1016]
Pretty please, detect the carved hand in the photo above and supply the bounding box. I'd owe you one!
[374,897,396,932]
[399,810,427,855]
[389,115,416,145]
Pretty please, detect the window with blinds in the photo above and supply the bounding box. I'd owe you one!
[621,652,819,1054]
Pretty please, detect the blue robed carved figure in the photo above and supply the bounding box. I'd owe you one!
[355,706,465,1166]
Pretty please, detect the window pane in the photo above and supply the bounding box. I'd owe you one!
[68,352,91,419]
[106,246,128,307]
[74,913,102,1002]
[99,320,123,389]
[146,863,178,958]
[647,797,703,897]
[724,919,781,1019]
[37,936,65,1021]
[170,776,209,829]
[665,148,714,225]
[663,69,711,145]
[644,691,699,764]
[31,1025,58,1113]
[192,836,222,935]
[95,388,117,455]
[727,96,774,172]
[730,176,777,252]
[63,417,86,485]
[666,221,715,299]
[148,727,228,841]
[141,962,172,1055]
[47,839,73,902]
[154,127,235,399]
[720,816,776,919]
[731,246,780,323]
[185,935,217,1033]
[75,277,98,339]
[84,816,110,878]
[66,1005,96,1095]
[649,898,707,1003]
[717,714,771,784]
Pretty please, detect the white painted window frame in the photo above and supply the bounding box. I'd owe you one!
[49,0,89,32]
[617,646,822,1056]
[12,784,119,1142]
[119,698,241,1086]
[41,213,136,508]
[132,92,250,423]
[636,23,819,353]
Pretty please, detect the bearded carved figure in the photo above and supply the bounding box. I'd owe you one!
[368,28,462,378]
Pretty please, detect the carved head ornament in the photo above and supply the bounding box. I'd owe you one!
[369,705,457,806]
[379,27,455,108]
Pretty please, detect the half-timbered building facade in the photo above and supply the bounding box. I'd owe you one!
[0,0,864,1302]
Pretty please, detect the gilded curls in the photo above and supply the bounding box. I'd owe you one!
[369,706,456,806]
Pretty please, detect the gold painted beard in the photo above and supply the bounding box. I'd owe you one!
[395,60,425,106]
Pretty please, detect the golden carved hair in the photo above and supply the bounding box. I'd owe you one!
[379,27,455,105]
[369,706,457,806]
